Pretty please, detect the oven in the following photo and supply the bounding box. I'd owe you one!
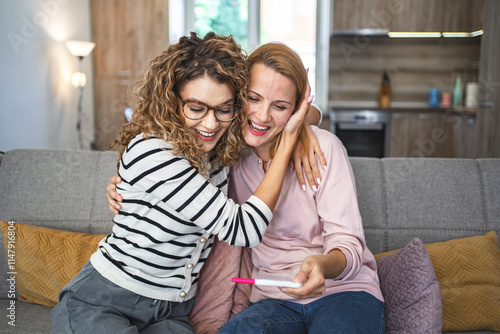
[329,109,391,158]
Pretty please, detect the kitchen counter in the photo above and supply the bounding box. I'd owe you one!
[324,103,478,159]
[327,101,477,116]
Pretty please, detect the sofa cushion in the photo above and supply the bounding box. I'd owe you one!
[425,231,500,332]
[376,237,442,333]
[0,221,106,307]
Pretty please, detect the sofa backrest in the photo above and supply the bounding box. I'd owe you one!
[0,149,117,234]
[0,149,499,255]
[350,157,500,254]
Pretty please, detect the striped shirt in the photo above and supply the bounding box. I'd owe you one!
[91,134,272,302]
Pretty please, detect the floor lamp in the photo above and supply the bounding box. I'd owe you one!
[66,40,96,149]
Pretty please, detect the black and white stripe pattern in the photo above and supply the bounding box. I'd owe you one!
[91,134,272,302]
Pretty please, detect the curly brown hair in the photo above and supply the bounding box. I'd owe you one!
[111,32,249,173]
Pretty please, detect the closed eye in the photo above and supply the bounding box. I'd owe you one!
[217,105,234,113]
[189,106,205,112]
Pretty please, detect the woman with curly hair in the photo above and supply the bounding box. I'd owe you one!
[51,32,311,334]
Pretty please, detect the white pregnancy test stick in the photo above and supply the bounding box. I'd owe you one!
[232,277,302,288]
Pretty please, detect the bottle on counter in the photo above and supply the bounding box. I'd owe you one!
[465,82,478,108]
[441,92,452,108]
[452,76,463,107]
[429,88,440,108]
[379,70,391,108]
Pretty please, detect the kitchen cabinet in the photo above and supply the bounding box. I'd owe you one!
[389,111,477,158]
[389,112,411,157]
[440,0,483,32]
[413,0,483,32]
[357,0,419,32]
[449,113,477,158]
[332,0,362,30]
[333,0,483,32]
[389,112,446,158]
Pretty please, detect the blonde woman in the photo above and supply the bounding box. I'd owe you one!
[217,42,385,334]
[51,32,310,334]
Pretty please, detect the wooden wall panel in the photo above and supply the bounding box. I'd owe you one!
[91,0,169,150]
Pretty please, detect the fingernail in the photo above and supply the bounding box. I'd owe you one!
[312,185,317,192]
[301,184,306,191]
[316,177,321,185]
[307,95,315,103]
[323,165,327,171]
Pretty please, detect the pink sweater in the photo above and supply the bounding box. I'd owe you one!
[228,126,383,304]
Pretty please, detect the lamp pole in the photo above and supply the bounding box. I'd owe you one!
[76,56,84,150]
[66,40,95,150]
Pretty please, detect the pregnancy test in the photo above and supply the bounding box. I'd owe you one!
[232,277,302,288]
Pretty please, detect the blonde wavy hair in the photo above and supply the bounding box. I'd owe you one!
[111,32,249,173]
[247,43,309,159]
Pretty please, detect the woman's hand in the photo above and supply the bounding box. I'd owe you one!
[106,175,123,214]
[292,125,327,191]
[279,255,327,300]
[281,83,313,143]
[279,250,346,300]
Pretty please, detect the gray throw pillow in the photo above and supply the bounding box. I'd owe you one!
[376,237,442,333]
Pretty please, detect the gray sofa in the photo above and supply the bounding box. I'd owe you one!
[0,149,499,333]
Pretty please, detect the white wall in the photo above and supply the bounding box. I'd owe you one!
[0,0,94,151]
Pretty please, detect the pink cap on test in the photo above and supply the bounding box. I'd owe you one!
[231,278,255,285]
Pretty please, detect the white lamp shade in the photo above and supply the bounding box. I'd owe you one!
[72,72,87,88]
[66,40,96,57]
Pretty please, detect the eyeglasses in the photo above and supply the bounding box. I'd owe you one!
[180,99,239,122]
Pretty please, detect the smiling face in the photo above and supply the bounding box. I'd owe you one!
[179,74,234,152]
[244,63,297,161]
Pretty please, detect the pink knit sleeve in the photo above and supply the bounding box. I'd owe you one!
[315,131,366,281]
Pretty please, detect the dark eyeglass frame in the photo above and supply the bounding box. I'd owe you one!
[180,99,240,122]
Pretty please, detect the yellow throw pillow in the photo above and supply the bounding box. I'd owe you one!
[376,231,500,332]
[0,221,106,307]
[425,231,500,332]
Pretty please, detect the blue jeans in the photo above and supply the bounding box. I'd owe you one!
[51,262,195,334]
[219,291,385,334]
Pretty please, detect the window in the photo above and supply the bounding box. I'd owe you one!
[259,0,317,95]
[169,0,330,114]
[194,0,249,50]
